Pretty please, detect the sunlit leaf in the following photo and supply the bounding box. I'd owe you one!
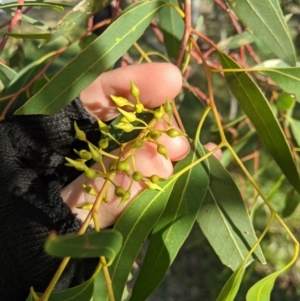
[258,68,300,102]
[246,267,291,301]
[15,0,168,115]
[219,51,300,193]
[44,230,122,259]
[129,142,210,301]
[227,0,296,66]
[216,264,246,301]
[197,154,265,270]
[97,176,178,301]
[158,0,184,58]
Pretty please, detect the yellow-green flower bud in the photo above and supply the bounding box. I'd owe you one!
[99,138,109,149]
[88,143,102,163]
[82,184,98,196]
[166,128,187,138]
[132,138,143,149]
[110,95,131,107]
[157,144,168,159]
[164,98,173,114]
[154,106,164,119]
[98,120,110,135]
[78,149,92,160]
[145,181,163,191]
[150,129,162,140]
[117,108,136,122]
[84,166,97,180]
[149,174,162,184]
[119,190,131,205]
[116,158,131,176]
[114,121,134,133]
[65,157,86,171]
[130,80,140,98]
[135,103,144,113]
[132,171,143,181]
[74,121,86,141]
[115,186,126,197]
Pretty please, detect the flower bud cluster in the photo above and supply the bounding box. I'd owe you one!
[65,81,186,207]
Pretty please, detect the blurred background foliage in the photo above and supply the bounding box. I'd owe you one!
[1,0,300,300]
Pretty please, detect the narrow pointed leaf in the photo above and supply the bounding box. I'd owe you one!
[44,230,122,259]
[0,1,70,10]
[219,51,300,193]
[129,142,209,301]
[258,68,300,102]
[0,62,17,85]
[98,176,178,301]
[197,154,265,270]
[0,31,51,39]
[15,0,168,115]
[216,264,246,301]
[158,0,184,58]
[246,267,291,301]
[227,0,296,65]
[43,0,110,45]
[26,279,94,301]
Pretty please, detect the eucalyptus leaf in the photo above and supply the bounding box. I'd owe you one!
[98,176,179,301]
[158,0,184,58]
[0,1,71,10]
[129,142,210,301]
[216,264,246,301]
[15,0,168,116]
[258,68,300,102]
[281,190,300,218]
[44,230,122,259]
[227,0,296,66]
[0,31,51,39]
[290,118,300,147]
[219,51,300,193]
[197,154,265,270]
[218,32,255,50]
[246,267,290,301]
[0,62,17,86]
[26,279,94,301]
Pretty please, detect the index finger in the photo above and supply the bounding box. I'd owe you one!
[80,62,182,121]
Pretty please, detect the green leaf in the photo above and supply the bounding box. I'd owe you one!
[0,62,17,86]
[246,267,290,301]
[197,154,265,270]
[129,142,210,301]
[44,230,122,260]
[290,118,300,147]
[258,68,300,102]
[0,1,71,10]
[218,32,255,50]
[158,0,184,58]
[0,31,51,39]
[0,52,56,116]
[97,176,179,301]
[227,0,296,66]
[219,51,300,193]
[15,0,168,116]
[275,92,295,110]
[281,190,300,218]
[216,264,246,301]
[43,0,111,45]
[26,279,94,301]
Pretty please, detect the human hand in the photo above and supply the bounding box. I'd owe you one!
[61,63,190,228]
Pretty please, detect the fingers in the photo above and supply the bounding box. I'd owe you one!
[61,142,174,228]
[80,63,182,121]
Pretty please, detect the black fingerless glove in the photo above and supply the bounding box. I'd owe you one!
[0,98,99,301]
